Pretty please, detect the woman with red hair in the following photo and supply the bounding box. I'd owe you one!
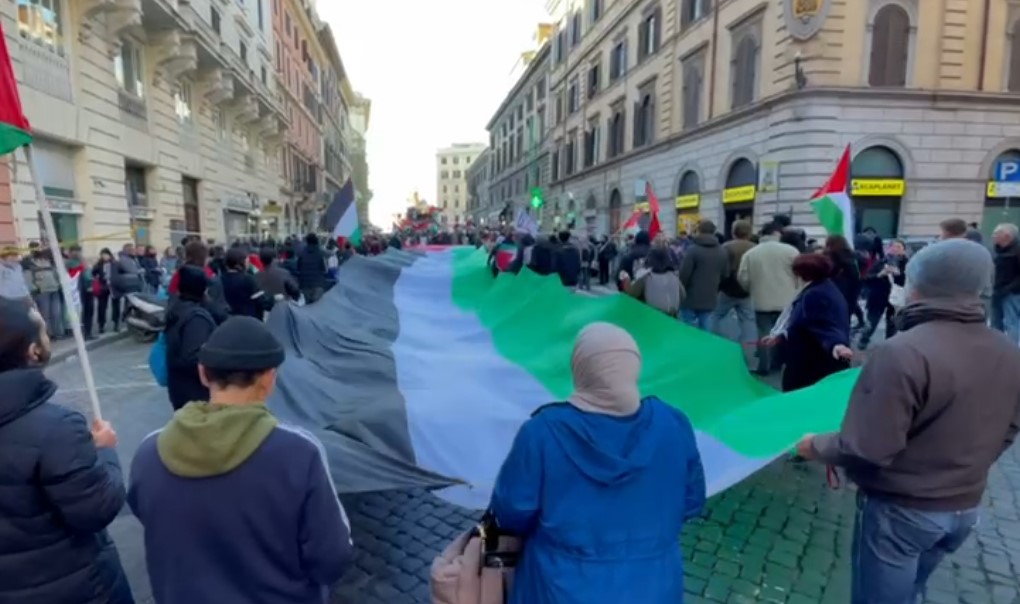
[767,253,853,392]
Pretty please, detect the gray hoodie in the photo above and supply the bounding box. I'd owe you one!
[0,260,30,300]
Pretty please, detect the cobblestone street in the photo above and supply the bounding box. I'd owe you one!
[47,339,1020,604]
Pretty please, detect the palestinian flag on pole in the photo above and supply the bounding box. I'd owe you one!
[324,178,361,247]
[810,145,854,243]
[265,248,857,509]
[0,29,31,154]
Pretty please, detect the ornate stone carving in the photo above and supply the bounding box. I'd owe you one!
[201,68,234,105]
[152,31,199,86]
[80,0,143,49]
[783,0,832,41]
[234,93,260,124]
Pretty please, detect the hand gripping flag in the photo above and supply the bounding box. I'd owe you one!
[810,145,854,244]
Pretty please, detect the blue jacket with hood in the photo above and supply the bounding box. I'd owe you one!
[491,397,705,604]
[0,368,132,604]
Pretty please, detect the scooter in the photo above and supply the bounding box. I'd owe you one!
[124,292,167,343]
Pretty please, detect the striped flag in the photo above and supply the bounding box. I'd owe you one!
[324,178,361,247]
[0,25,31,155]
[810,145,854,245]
[266,248,858,509]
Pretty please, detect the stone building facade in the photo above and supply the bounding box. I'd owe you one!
[488,0,1020,241]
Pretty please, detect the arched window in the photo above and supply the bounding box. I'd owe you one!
[677,170,700,196]
[586,194,597,210]
[609,189,622,233]
[851,145,905,238]
[869,4,910,87]
[730,35,758,109]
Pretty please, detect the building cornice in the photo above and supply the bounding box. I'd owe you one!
[486,44,552,131]
[547,86,1020,189]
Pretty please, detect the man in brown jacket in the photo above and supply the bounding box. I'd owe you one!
[712,220,755,346]
[795,238,1020,604]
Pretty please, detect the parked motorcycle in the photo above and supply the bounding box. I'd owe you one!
[124,292,167,343]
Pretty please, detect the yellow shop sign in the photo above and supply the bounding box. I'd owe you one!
[675,194,700,209]
[722,185,756,204]
[851,179,905,196]
[635,202,650,212]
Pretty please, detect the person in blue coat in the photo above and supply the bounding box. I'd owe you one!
[490,322,706,604]
[0,298,133,604]
[766,253,854,392]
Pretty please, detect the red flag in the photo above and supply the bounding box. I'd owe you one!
[648,211,662,240]
[645,181,661,215]
[0,24,31,155]
[812,144,851,198]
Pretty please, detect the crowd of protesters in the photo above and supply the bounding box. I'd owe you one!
[0,214,1019,604]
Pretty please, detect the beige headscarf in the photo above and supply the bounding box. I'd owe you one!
[567,322,642,416]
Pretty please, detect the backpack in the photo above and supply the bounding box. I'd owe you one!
[641,271,684,316]
[149,333,168,387]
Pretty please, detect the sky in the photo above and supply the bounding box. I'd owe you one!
[317,0,550,227]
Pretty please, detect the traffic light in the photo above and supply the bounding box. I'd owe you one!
[530,187,544,209]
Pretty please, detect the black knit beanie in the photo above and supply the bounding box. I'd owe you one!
[198,317,285,372]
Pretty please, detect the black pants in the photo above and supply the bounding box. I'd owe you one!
[302,287,324,304]
[96,293,114,331]
[80,291,95,337]
[598,259,610,285]
[860,303,897,347]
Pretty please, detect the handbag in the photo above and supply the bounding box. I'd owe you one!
[887,274,906,309]
[430,511,520,604]
[148,332,169,388]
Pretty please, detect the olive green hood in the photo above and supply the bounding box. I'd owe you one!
[157,402,278,478]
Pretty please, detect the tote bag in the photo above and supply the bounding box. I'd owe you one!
[887,275,906,309]
[430,513,520,604]
[148,333,169,387]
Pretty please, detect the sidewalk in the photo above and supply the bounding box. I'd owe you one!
[51,330,131,364]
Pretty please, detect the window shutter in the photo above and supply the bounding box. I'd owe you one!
[653,9,662,52]
[648,98,656,144]
[870,6,909,87]
[1010,34,1020,92]
[745,42,757,105]
[633,102,641,147]
[638,23,648,60]
[606,117,614,156]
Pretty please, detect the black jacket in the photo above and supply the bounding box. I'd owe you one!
[528,240,556,276]
[0,368,131,604]
[221,270,264,319]
[256,265,300,301]
[165,299,217,410]
[296,245,327,290]
[993,241,1020,297]
[554,243,582,287]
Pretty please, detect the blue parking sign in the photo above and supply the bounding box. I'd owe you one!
[994,160,1020,182]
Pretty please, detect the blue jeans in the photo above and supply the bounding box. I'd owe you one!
[681,309,713,331]
[1000,293,1020,346]
[852,494,978,604]
[712,293,755,344]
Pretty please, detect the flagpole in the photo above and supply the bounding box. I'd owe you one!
[22,144,103,420]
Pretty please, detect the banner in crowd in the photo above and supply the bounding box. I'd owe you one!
[266,248,859,509]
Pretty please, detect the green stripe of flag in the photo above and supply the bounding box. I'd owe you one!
[450,248,857,458]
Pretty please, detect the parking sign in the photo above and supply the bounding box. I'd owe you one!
[994,160,1020,182]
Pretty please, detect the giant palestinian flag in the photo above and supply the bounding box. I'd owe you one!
[266,248,859,510]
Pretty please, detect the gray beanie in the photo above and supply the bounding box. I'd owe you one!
[905,239,992,299]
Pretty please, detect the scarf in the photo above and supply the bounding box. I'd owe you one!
[567,322,642,416]
[896,298,986,332]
